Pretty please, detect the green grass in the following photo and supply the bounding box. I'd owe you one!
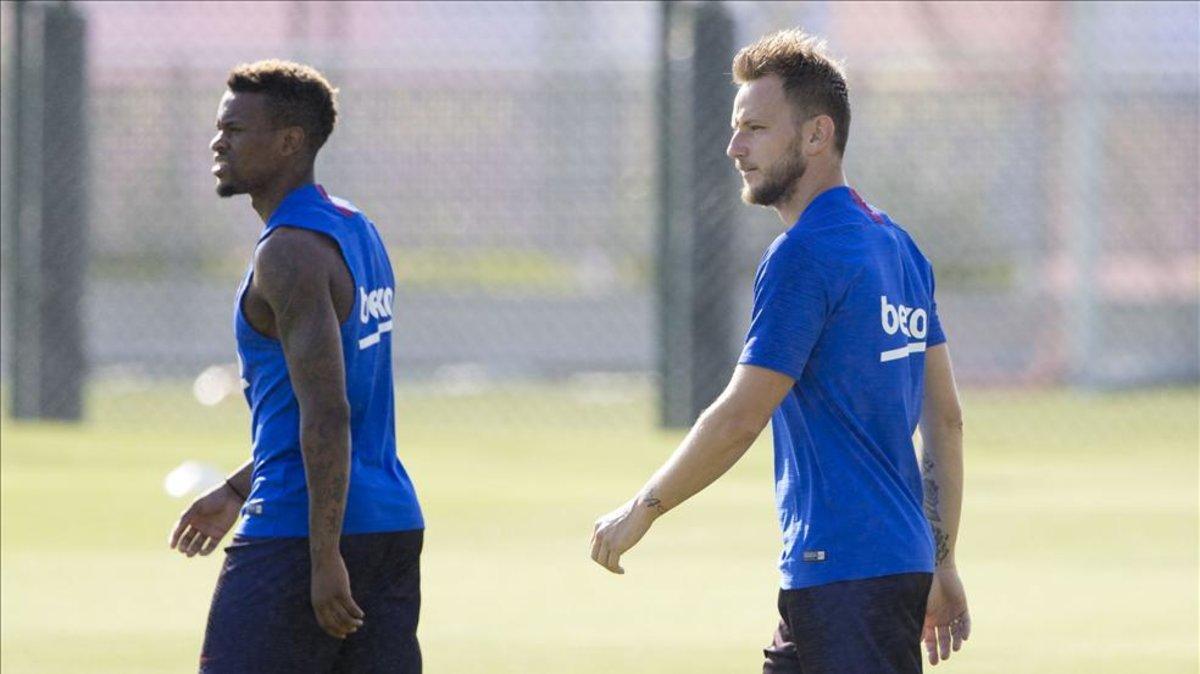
[2,383,1197,673]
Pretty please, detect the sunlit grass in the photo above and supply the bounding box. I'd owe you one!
[1,383,1196,673]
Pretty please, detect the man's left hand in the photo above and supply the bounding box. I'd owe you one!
[923,565,971,665]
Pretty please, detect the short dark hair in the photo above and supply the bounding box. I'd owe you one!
[226,59,338,154]
[732,30,851,156]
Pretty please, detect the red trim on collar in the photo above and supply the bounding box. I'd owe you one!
[315,184,354,217]
[849,188,884,224]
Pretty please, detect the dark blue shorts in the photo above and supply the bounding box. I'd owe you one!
[200,529,423,674]
[763,572,932,674]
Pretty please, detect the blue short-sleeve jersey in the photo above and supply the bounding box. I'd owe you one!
[739,186,944,589]
[234,183,423,538]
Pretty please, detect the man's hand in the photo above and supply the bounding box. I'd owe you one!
[168,481,243,557]
[590,497,660,574]
[588,367,790,576]
[923,566,971,665]
[311,553,365,639]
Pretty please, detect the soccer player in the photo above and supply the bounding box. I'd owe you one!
[591,30,970,673]
[168,60,424,673]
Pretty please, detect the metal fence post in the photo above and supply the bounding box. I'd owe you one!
[659,1,739,428]
[6,1,88,420]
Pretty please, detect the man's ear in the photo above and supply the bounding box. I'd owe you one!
[804,115,836,155]
[279,126,307,157]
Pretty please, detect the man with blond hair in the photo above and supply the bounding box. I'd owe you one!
[592,30,970,672]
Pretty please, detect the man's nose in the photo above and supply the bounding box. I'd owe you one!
[210,133,225,154]
[726,132,744,160]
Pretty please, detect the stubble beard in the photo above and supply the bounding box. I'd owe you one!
[215,172,248,198]
[742,144,807,208]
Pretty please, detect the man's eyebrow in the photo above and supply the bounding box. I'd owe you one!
[732,115,763,129]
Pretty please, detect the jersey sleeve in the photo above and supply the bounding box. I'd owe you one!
[738,236,829,381]
[925,260,946,348]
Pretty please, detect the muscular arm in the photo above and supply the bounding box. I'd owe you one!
[255,228,351,563]
[253,228,363,637]
[590,364,794,573]
[918,344,964,568]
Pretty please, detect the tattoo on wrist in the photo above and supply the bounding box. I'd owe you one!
[640,490,666,515]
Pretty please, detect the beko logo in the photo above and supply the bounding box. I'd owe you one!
[358,286,394,350]
[360,286,394,324]
[879,295,927,362]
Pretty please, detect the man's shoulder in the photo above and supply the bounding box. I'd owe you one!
[755,231,842,296]
[877,217,936,273]
[770,215,870,269]
[807,208,931,263]
[762,229,818,270]
[258,225,341,260]
[253,227,343,291]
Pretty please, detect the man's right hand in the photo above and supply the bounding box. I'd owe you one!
[310,553,365,639]
[168,481,243,557]
[590,496,660,575]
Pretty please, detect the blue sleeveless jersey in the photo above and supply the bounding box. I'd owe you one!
[234,183,423,538]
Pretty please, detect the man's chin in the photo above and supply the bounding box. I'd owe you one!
[741,185,773,207]
[215,181,243,198]
[740,185,757,205]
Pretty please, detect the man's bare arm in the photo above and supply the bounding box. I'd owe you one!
[918,343,971,665]
[590,364,794,573]
[637,364,793,514]
[919,344,964,568]
[253,228,363,639]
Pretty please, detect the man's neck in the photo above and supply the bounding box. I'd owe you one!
[774,162,847,227]
[250,166,316,224]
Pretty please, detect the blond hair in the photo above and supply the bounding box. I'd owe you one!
[732,30,850,155]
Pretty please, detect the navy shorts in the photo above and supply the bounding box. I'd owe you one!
[763,572,932,674]
[200,529,423,674]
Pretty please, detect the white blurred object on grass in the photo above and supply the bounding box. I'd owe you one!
[192,363,242,406]
[163,460,225,498]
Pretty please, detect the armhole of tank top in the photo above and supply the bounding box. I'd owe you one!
[265,223,359,329]
[235,259,275,342]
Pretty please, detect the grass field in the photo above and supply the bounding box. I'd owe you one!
[1,381,1197,673]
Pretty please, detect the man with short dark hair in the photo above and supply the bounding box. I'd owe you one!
[591,30,970,673]
[168,60,424,673]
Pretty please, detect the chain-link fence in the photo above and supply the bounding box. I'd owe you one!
[2,1,1197,425]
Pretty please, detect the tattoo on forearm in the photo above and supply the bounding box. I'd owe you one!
[922,453,942,523]
[932,526,950,565]
[922,452,951,565]
[304,412,350,557]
